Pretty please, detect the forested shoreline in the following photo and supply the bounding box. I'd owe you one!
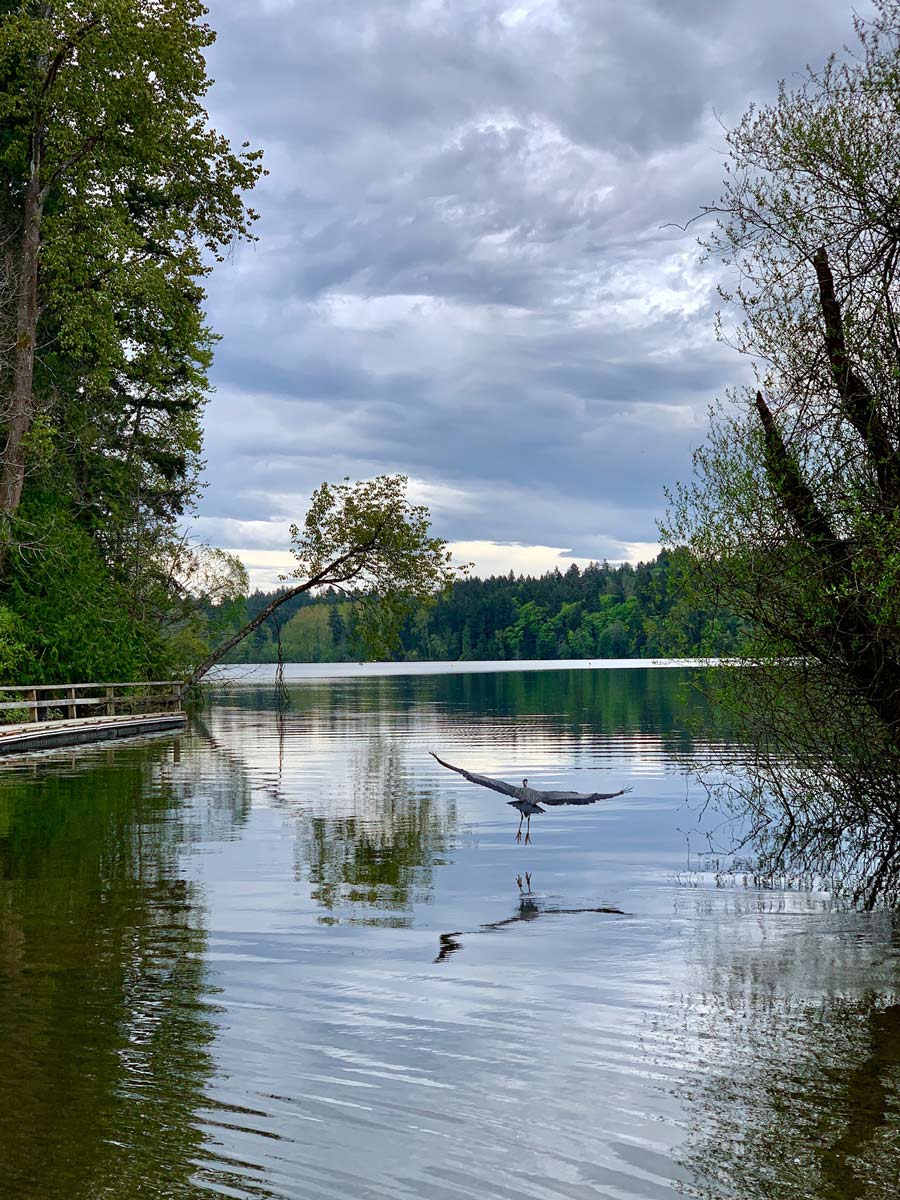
[216,551,744,664]
[0,2,261,686]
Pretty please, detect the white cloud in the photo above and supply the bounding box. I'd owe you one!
[222,537,660,593]
[220,548,295,591]
[449,540,592,577]
[615,540,662,564]
[192,516,290,550]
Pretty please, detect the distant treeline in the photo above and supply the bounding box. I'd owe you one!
[215,552,744,664]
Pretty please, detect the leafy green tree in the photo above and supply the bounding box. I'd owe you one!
[0,1,262,597]
[190,475,463,682]
[327,601,344,645]
[664,1,900,906]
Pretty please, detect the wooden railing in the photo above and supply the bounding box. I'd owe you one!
[0,681,185,726]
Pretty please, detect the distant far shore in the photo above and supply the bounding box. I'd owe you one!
[207,657,724,684]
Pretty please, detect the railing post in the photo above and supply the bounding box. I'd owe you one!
[2,679,188,732]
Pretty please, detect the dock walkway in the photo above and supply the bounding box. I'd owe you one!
[0,712,187,754]
[0,680,187,755]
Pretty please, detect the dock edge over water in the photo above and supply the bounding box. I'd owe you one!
[0,713,186,755]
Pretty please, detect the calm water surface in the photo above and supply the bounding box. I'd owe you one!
[1,665,899,1199]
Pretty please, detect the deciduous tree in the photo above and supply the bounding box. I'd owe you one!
[188,476,463,684]
[664,1,900,906]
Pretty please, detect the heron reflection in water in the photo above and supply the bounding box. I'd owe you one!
[430,751,632,843]
[435,874,624,962]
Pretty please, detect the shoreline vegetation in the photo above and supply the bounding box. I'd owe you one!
[663,2,900,907]
[208,550,743,668]
[0,2,263,688]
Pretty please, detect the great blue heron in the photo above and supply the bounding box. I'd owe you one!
[429,751,632,843]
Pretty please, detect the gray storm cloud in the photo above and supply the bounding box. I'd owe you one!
[196,0,870,584]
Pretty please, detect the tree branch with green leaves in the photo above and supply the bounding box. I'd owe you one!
[187,476,466,685]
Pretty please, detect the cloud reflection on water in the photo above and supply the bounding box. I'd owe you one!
[3,667,900,1199]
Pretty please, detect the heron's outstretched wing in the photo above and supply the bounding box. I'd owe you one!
[429,752,523,799]
[538,786,633,806]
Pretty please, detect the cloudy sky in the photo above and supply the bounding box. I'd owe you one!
[195,0,867,589]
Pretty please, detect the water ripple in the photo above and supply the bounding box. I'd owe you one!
[2,667,900,1199]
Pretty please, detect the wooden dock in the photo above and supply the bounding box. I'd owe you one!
[0,681,187,755]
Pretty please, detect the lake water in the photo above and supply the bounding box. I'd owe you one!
[1,663,899,1199]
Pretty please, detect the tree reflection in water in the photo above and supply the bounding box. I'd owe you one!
[218,665,712,749]
[666,896,900,1200]
[0,736,261,1200]
[257,719,457,924]
[207,666,717,931]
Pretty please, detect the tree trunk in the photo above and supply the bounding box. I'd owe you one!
[755,389,900,731]
[187,539,377,685]
[0,165,44,574]
[187,578,319,686]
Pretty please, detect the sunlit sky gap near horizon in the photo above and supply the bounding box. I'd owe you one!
[195,0,871,590]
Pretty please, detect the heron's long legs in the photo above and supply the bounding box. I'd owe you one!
[515,814,523,843]
[525,816,532,845]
